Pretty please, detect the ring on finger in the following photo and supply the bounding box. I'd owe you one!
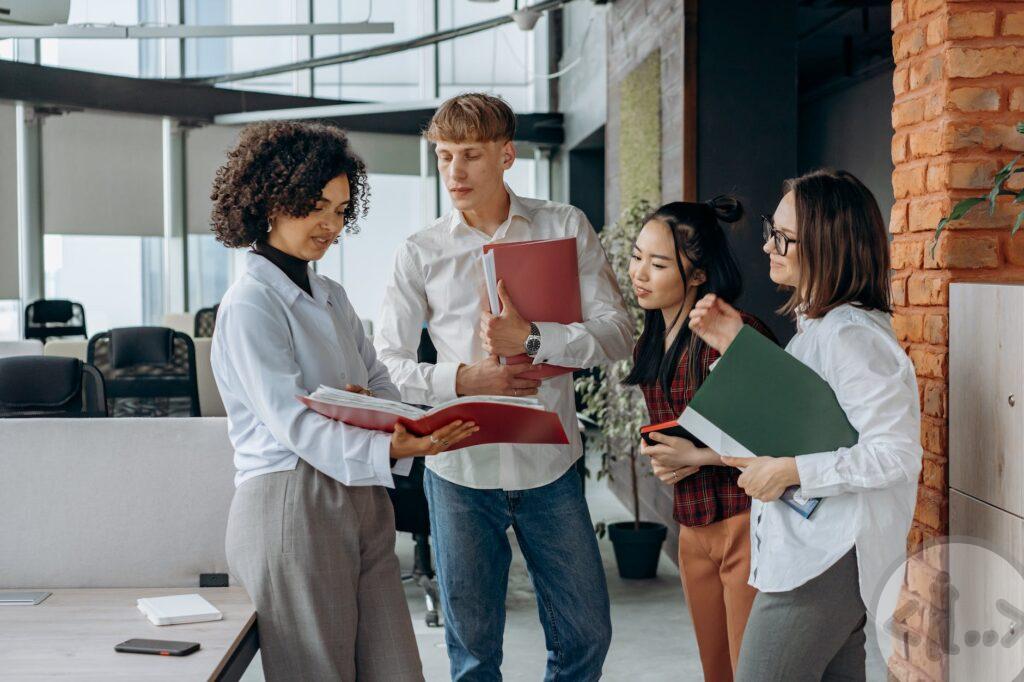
[440,439,450,447]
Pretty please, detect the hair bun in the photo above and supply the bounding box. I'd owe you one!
[705,195,743,224]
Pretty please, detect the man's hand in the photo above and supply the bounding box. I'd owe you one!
[480,280,532,357]
[721,455,800,502]
[456,355,541,397]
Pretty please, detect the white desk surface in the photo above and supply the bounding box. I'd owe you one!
[0,587,255,681]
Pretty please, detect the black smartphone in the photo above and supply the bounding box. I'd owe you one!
[114,638,200,656]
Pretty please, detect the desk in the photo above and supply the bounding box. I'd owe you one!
[0,587,257,681]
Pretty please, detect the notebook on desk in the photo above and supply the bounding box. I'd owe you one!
[137,594,223,626]
[0,591,51,606]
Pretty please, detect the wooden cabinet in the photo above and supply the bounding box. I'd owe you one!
[949,283,1024,681]
[949,283,1024,517]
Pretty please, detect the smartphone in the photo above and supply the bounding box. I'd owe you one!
[114,638,200,656]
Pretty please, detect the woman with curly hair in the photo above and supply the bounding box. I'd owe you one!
[209,121,476,681]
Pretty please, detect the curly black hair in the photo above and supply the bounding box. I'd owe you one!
[210,121,370,248]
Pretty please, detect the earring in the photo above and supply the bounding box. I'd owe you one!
[266,219,273,233]
[332,237,340,244]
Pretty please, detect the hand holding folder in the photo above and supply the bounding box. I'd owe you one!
[481,237,583,380]
[673,325,860,518]
[299,386,568,451]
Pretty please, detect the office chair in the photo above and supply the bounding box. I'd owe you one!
[193,304,219,338]
[387,325,443,627]
[87,327,200,418]
[0,356,107,418]
[24,299,87,344]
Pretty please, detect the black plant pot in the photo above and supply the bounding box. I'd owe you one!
[607,521,668,579]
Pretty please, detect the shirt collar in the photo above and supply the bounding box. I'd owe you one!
[245,250,329,308]
[448,183,534,235]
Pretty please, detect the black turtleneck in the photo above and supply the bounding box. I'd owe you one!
[254,240,312,297]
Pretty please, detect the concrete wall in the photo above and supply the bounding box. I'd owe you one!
[799,70,896,226]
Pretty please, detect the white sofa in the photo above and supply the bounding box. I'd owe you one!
[0,417,236,588]
[0,340,43,358]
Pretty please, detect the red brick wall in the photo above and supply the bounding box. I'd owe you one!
[889,1,1024,680]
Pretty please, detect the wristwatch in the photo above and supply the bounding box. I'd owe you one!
[525,322,542,357]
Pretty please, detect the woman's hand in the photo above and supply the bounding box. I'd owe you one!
[650,457,699,486]
[390,420,479,459]
[721,455,800,502]
[640,432,717,470]
[344,384,375,398]
[688,294,744,354]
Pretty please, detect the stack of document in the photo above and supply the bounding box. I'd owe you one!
[137,594,223,626]
[299,386,569,449]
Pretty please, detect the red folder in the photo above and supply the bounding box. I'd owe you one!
[482,237,582,381]
[299,396,569,451]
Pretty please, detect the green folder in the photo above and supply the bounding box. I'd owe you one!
[678,325,859,518]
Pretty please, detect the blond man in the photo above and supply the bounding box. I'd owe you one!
[376,93,631,680]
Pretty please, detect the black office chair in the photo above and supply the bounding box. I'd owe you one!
[24,299,87,343]
[0,356,107,418]
[193,304,219,338]
[387,325,443,627]
[87,327,200,418]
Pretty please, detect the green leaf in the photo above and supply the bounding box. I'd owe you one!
[935,197,985,239]
[1014,211,1024,237]
[1016,189,1024,205]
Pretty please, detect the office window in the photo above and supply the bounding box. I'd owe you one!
[188,234,247,311]
[313,174,422,328]
[44,235,164,334]
[0,40,13,61]
[0,301,18,340]
[39,1,141,77]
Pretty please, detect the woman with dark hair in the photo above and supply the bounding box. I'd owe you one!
[209,121,477,681]
[626,197,776,682]
[689,170,922,681]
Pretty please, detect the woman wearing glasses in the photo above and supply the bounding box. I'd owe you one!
[209,121,478,681]
[689,169,922,680]
[627,197,777,682]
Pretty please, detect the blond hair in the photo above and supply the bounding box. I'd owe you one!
[424,92,516,144]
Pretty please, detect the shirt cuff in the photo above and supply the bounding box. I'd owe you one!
[532,322,568,366]
[431,361,460,402]
[370,431,397,488]
[794,450,838,498]
[391,456,414,478]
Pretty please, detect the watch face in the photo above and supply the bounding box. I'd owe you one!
[527,337,541,355]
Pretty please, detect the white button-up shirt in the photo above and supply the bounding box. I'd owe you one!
[749,304,922,628]
[375,186,632,490]
[212,251,411,489]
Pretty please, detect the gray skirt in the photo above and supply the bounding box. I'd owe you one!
[226,458,423,682]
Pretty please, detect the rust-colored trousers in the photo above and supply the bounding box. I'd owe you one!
[677,509,757,682]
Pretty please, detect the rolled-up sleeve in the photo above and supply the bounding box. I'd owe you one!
[219,301,399,488]
[375,242,460,404]
[795,323,923,498]
[533,209,633,369]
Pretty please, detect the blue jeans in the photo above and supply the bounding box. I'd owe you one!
[423,466,612,681]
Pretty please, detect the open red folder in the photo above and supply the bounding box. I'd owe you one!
[299,386,568,451]
[482,237,583,381]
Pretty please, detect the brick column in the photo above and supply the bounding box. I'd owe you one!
[890,2,1024,680]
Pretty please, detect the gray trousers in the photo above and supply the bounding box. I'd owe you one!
[225,459,423,682]
[736,549,867,682]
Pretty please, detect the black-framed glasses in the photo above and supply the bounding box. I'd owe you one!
[761,214,799,256]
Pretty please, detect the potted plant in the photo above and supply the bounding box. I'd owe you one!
[935,122,1024,244]
[576,198,667,579]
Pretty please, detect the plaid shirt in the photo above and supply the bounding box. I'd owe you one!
[640,312,778,527]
